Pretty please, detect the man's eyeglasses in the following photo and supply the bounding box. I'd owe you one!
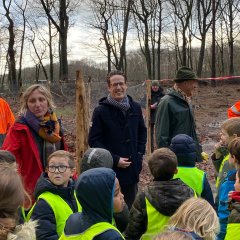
[47,165,72,173]
[110,82,125,88]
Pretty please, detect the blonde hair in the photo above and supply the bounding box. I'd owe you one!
[168,198,219,240]
[154,230,192,240]
[19,84,56,115]
[47,150,75,168]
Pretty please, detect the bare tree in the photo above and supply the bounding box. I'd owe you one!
[89,0,132,72]
[3,0,18,92]
[168,0,194,66]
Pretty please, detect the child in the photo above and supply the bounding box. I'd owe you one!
[80,148,129,233]
[124,148,194,240]
[0,164,36,240]
[225,169,240,239]
[216,134,240,239]
[212,118,240,189]
[170,134,214,206]
[60,167,125,240]
[167,197,219,240]
[29,150,81,240]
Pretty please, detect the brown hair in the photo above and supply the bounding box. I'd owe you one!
[19,84,56,115]
[221,118,240,137]
[228,137,240,166]
[237,169,240,183]
[148,148,177,180]
[106,70,127,86]
[47,150,75,168]
[0,164,27,239]
[154,230,192,240]
[169,198,219,240]
[0,150,16,164]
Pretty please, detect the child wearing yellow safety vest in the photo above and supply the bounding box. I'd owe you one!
[60,167,125,240]
[225,169,240,239]
[80,148,129,233]
[212,118,240,191]
[221,137,240,239]
[170,134,214,206]
[124,148,194,240]
[28,150,81,240]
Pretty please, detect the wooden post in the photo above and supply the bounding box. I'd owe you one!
[146,79,152,157]
[76,70,89,175]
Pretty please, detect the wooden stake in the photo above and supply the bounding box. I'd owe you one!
[146,79,152,157]
[76,70,89,175]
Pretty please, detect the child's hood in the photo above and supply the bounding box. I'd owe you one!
[33,172,74,201]
[75,167,115,223]
[145,179,194,216]
[7,220,37,240]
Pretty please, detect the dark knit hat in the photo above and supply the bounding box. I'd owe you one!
[80,148,113,173]
[174,66,198,82]
[151,80,160,87]
[170,134,197,166]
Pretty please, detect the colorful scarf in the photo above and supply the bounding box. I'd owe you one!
[107,94,130,111]
[22,109,61,144]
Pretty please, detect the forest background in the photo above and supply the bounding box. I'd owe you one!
[1,0,240,93]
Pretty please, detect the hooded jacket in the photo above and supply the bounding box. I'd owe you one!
[124,179,194,240]
[29,173,78,240]
[88,96,147,185]
[6,220,37,240]
[62,168,124,240]
[155,88,202,162]
[2,122,66,202]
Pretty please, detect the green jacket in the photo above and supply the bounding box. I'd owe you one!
[225,201,240,239]
[155,88,202,162]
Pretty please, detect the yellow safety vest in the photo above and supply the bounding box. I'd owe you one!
[59,222,125,240]
[225,223,240,240]
[27,191,82,236]
[216,154,230,188]
[141,198,169,240]
[174,166,205,196]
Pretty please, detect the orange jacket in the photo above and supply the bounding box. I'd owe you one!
[228,101,240,118]
[0,98,15,134]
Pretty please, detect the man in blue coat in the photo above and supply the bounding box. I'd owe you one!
[88,70,147,209]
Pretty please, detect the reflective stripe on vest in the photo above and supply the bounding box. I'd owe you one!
[141,198,169,240]
[225,223,240,240]
[59,222,125,240]
[230,105,240,115]
[27,191,82,236]
[173,167,205,196]
[216,153,230,188]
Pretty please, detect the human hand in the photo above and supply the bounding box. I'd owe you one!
[228,191,233,201]
[150,103,157,109]
[117,157,131,168]
[201,152,209,161]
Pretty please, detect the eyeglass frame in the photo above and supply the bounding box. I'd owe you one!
[109,81,126,88]
[47,165,72,173]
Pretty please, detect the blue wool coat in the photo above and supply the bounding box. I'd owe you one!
[88,96,147,185]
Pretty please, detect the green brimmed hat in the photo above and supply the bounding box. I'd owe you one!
[174,66,198,82]
[151,80,160,87]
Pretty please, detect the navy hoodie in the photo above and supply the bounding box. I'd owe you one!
[63,168,124,240]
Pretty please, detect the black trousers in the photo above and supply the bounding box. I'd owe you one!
[120,183,138,210]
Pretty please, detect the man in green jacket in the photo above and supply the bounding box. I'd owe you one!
[155,66,202,162]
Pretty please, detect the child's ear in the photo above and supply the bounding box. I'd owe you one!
[174,168,178,174]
